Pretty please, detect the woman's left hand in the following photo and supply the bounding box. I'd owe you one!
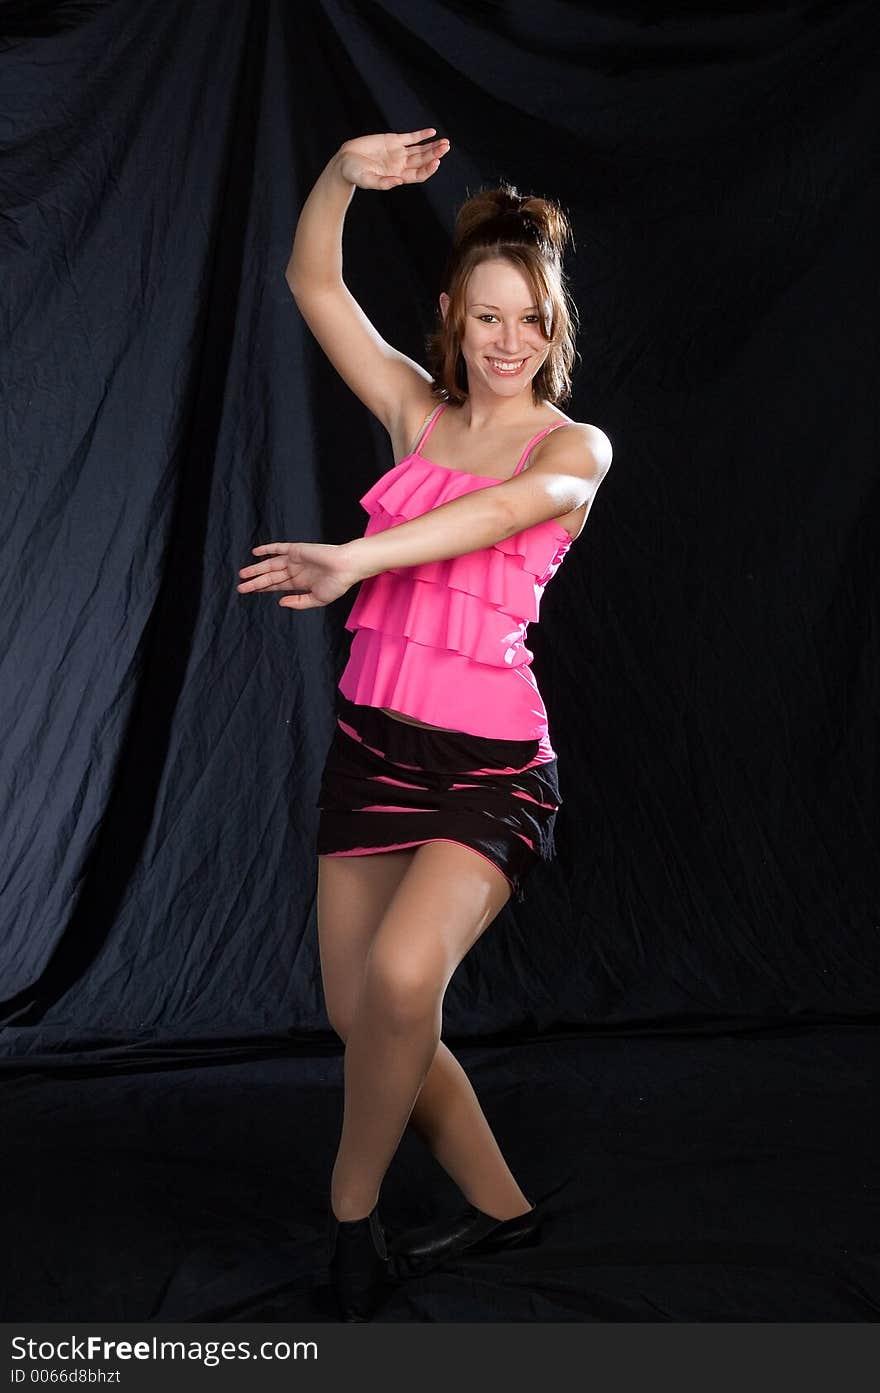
[237,541,359,610]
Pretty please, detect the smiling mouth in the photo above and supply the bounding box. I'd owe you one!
[486,357,528,375]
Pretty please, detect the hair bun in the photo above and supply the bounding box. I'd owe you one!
[452,182,572,260]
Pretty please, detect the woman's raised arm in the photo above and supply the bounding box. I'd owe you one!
[285,131,450,437]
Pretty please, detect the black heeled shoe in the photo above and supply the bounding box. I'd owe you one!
[389,1195,543,1280]
[327,1203,398,1321]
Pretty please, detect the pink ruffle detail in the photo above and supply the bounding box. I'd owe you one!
[345,571,533,668]
[360,456,571,586]
[364,523,543,621]
[348,456,571,668]
[341,455,569,754]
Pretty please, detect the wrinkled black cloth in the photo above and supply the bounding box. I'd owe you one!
[317,691,562,903]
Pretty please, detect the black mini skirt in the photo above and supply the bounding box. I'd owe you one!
[315,690,562,904]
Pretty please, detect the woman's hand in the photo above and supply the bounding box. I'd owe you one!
[237,541,361,610]
[337,129,450,191]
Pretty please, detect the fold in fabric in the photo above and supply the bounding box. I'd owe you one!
[339,454,572,750]
[316,691,562,904]
[338,628,555,745]
[347,456,572,668]
[345,571,534,667]
[360,455,571,577]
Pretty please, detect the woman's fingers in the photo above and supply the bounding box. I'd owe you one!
[337,133,448,189]
[403,137,448,161]
[403,157,442,185]
[237,541,353,609]
[237,552,295,591]
[396,137,449,184]
[406,152,447,176]
[279,593,319,609]
[412,158,440,182]
[239,544,291,577]
[237,568,286,592]
[238,542,324,595]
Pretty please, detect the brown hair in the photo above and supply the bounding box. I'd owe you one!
[425,183,578,407]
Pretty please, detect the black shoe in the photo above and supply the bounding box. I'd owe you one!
[389,1196,543,1280]
[327,1203,398,1321]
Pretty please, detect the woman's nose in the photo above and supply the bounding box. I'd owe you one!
[496,321,522,354]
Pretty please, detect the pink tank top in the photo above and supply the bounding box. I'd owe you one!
[338,402,572,762]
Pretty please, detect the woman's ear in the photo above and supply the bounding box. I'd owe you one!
[439,291,450,321]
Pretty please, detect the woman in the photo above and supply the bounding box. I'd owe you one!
[237,129,612,1320]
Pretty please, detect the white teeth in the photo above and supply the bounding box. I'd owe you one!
[489,358,525,372]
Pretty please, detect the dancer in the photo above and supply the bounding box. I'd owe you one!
[237,129,612,1320]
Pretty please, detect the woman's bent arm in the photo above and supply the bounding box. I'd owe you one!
[343,429,610,581]
[343,488,512,581]
[284,137,448,435]
[285,150,354,291]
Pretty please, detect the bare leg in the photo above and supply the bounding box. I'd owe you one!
[319,852,530,1219]
[324,842,531,1222]
[320,846,531,1220]
[404,1042,532,1219]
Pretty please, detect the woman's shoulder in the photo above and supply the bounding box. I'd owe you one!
[536,410,613,469]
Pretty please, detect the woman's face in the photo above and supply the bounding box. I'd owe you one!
[440,257,551,399]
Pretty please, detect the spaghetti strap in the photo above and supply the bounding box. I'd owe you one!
[512,421,567,476]
[409,402,447,456]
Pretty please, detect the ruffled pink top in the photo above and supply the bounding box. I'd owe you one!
[338,402,572,762]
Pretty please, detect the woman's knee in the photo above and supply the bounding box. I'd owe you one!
[317,849,416,1043]
[361,948,445,1032]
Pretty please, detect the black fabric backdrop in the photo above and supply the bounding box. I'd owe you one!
[1,0,878,1322]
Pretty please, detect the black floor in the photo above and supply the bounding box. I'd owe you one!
[3,1025,877,1321]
